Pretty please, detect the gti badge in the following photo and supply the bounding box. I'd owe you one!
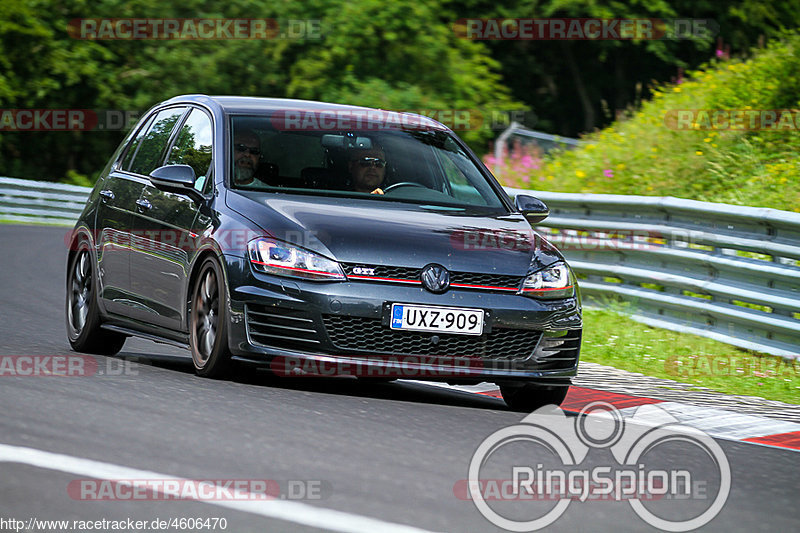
[421,264,450,293]
[352,266,376,276]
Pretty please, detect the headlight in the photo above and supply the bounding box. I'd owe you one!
[247,238,345,281]
[520,262,575,299]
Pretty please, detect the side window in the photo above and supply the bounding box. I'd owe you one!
[125,107,186,176]
[439,151,469,186]
[120,114,156,170]
[166,108,213,187]
[435,149,488,205]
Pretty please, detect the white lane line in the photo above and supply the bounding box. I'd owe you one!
[0,443,442,533]
[615,402,800,441]
[401,380,500,394]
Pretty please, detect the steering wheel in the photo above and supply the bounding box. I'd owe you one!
[383,181,427,192]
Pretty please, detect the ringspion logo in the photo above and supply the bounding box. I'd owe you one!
[464,402,730,531]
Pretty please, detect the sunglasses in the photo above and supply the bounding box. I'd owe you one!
[355,157,386,169]
[235,143,262,156]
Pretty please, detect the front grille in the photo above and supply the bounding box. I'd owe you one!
[322,315,541,361]
[342,263,522,290]
[450,272,521,289]
[246,304,322,350]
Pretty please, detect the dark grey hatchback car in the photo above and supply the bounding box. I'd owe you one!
[66,94,581,410]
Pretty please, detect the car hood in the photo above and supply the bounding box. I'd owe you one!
[226,191,564,275]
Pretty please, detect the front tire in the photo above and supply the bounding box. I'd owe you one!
[500,383,569,412]
[190,257,233,378]
[66,242,126,355]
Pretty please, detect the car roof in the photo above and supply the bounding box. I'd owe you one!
[160,94,449,131]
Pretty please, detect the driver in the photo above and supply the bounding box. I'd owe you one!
[232,130,262,187]
[348,147,386,194]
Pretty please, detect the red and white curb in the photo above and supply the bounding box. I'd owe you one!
[408,381,800,452]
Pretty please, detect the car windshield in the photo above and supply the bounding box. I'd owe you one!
[229,113,507,212]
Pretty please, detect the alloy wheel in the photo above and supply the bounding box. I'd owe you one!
[68,250,92,334]
[193,266,219,365]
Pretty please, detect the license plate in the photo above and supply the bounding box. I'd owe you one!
[390,304,484,336]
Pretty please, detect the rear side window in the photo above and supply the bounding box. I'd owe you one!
[120,114,156,171]
[124,107,186,176]
[166,108,213,184]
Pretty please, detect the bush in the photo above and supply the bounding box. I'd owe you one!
[499,32,800,212]
[63,170,93,188]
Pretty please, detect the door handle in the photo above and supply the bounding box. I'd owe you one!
[99,189,115,202]
[136,198,152,211]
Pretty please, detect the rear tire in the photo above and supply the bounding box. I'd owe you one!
[66,242,126,355]
[500,383,569,412]
[190,257,233,378]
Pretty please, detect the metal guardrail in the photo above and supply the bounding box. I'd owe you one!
[507,187,800,358]
[493,123,580,179]
[2,177,798,357]
[0,177,90,226]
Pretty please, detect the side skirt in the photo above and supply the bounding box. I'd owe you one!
[101,322,189,350]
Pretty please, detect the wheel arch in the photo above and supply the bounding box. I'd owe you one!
[184,245,229,332]
[66,225,97,287]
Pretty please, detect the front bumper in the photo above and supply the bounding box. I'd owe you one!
[224,255,582,385]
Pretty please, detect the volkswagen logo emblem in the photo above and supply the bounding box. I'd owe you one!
[421,264,450,293]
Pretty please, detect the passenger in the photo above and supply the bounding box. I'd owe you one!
[348,147,386,194]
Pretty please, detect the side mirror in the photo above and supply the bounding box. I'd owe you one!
[515,194,549,224]
[149,164,196,188]
[149,164,205,203]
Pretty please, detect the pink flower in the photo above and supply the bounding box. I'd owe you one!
[603,169,614,178]
[716,49,724,57]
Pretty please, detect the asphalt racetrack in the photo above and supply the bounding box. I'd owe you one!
[0,225,797,532]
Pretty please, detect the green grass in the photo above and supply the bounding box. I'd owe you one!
[581,306,800,404]
[494,32,800,212]
[0,218,73,226]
